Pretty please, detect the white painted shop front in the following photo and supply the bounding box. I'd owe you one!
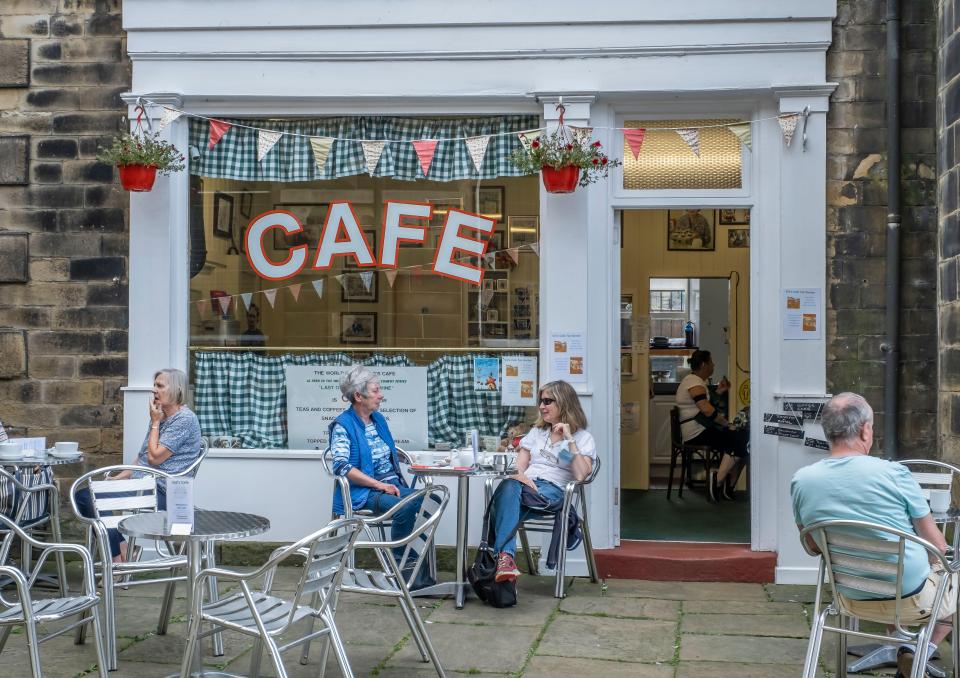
[121,1,836,582]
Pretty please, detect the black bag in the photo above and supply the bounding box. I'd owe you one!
[468,499,519,608]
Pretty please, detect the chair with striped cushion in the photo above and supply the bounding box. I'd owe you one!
[900,460,959,548]
[69,465,188,671]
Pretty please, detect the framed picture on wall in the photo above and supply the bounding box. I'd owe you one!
[239,191,253,219]
[666,209,715,251]
[344,230,378,268]
[727,228,750,248]
[508,215,539,248]
[425,196,464,247]
[213,192,234,239]
[340,269,378,303]
[718,208,750,226]
[272,203,328,249]
[477,186,505,224]
[340,312,377,344]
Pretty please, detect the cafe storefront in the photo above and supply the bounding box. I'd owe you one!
[122,1,837,582]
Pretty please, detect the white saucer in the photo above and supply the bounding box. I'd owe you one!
[49,450,82,459]
[0,454,23,461]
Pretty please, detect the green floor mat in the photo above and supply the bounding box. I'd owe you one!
[621,488,750,542]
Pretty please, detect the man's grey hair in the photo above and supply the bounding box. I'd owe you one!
[155,368,188,405]
[340,365,378,404]
[821,392,873,445]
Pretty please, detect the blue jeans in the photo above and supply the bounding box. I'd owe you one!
[361,479,433,587]
[491,478,564,557]
[75,486,167,558]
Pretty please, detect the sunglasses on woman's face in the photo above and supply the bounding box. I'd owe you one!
[539,397,556,406]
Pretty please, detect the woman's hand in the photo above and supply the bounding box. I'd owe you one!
[552,422,573,441]
[376,482,400,496]
[511,472,537,491]
[716,377,730,395]
[149,396,163,424]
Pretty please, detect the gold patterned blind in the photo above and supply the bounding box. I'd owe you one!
[622,119,744,190]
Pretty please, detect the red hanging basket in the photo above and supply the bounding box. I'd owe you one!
[118,164,158,192]
[541,165,581,193]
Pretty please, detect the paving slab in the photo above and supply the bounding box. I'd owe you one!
[679,633,810,665]
[560,595,680,621]
[676,660,806,677]
[537,615,677,663]
[388,620,540,673]
[525,655,674,677]
[580,579,768,601]
[684,599,805,615]
[765,583,828,603]
[254,642,388,677]
[327,600,424,647]
[682,612,810,638]
[117,624,254,667]
[428,575,560,626]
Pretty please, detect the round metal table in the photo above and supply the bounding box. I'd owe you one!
[0,452,84,467]
[119,510,270,678]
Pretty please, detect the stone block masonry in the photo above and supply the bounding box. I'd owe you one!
[827,0,938,457]
[0,0,129,458]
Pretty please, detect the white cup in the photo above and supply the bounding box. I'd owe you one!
[929,489,951,513]
[55,441,79,454]
[0,442,22,458]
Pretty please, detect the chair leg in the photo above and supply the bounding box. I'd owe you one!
[102,575,118,671]
[263,635,289,678]
[157,578,177,635]
[518,528,536,575]
[249,638,265,677]
[398,589,445,677]
[323,610,355,678]
[89,605,110,678]
[802,609,827,678]
[204,540,224,657]
[554,507,570,599]
[23,616,43,678]
[952,607,959,678]
[677,451,687,498]
[397,588,430,661]
[0,625,12,653]
[179,605,203,678]
[579,494,599,583]
[299,591,322,665]
[835,614,847,677]
[74,608,90,645]
[667,448,677,499]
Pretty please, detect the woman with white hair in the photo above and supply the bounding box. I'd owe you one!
[330,365,431,587]
[75,368,202,561]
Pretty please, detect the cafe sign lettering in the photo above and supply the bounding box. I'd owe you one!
[245,201,495,286]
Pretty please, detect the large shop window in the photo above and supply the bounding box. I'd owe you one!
[187,115,542,451]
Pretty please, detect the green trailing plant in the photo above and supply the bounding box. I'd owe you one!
[97,131,186,174]
[509,126,621,187]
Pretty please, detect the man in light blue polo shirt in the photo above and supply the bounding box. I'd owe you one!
[791,393,955,678]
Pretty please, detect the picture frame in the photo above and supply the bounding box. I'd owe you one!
[344,230,378,268]
[340,312,377,344]
[717,208,750,226]
[239,191,253,219]
[213,192,234,239]
[496,278,508,292]
[340,269,378,303]
[482,279,495,292]
[507,215,539,249]
[483,232,504,270]
[425,196,464,247]
[485,309,499,322]
[272,203,328,250]
[727,228,750,248]
[621,350,635,379]
[666,209,716,251]
[476,186,505,224]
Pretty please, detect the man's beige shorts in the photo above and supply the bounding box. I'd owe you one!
[839,566,958,624]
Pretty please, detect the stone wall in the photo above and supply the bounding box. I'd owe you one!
[0,0,129,460]
[939,0,960,462]
[827,0,938,456]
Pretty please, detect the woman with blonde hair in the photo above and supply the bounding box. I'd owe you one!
[486,380,596,583]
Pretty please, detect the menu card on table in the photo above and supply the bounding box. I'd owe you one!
[166,478,194,535]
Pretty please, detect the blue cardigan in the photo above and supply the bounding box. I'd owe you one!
[329,407,405,515]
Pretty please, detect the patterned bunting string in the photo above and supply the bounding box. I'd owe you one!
[517,131,542,149]
[240,293,253,311]
[257,130,282,161]
[335,274,348,290]
[384,269,399,288]
[217,295,231,316]
[208,119,232,150]
[158,108,183,133]
[309,137,334,174]
[359,271,374,293]
[506,248,520,265]
[676,128,701,158]
[465,136,491,173]
[778,113,799,147]
[623,129,647,159]
[311,279,325,298]
[480,289,495,307]
[571,126,594,146]
[263,289,277,308]
[196,298,209,316]
[411,140,438,177]
[726,122,752,151]
[360,141,386,175]
[530,243,540,257]
[289,284,302,302]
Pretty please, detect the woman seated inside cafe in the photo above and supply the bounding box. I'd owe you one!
[74,367,203,561]
[487,379,596,583]
[676,349,749,501]
[330,365,433,588]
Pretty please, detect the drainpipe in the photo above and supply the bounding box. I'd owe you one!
[881,0,901,459]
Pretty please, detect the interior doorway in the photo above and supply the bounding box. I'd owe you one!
[619,208,751,543]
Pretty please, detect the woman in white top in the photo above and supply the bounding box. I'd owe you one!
[676,350,749,501]
[488,380,597,583]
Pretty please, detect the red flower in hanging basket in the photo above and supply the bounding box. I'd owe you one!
[118,164,158,192]
[510,126,622,191]
[97,131,185,192]
[531,140,540,148]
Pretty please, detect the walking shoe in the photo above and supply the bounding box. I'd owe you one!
[722,481,735,501]
[896,646,915,678]
[707,470,720,502]
[495,553,521,582]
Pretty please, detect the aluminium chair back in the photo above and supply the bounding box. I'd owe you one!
[172,437,209,479]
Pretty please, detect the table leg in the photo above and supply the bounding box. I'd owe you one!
[169,542,204,678]
[455,474,469,609]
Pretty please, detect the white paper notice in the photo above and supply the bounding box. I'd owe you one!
[166,478,194,534]
[549,331,587,383]
[782,288,822,340]
[501,356,538,406]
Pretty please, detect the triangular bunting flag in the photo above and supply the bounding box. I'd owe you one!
[384,269,399,288]
[240,293,253,311]
[572,126,594,145]
[311,279,325,298]
[309,137,334,174]
[411,140,438,178]
[778,113,799,147]
[361,141,386,175]
[412,267,422,278]
[263,289,277,308]
[676,128,701,157]
[481,289,495,307]
[257,130,282,161]
[289,284,302,302]
[465,136,491,173]
[507,248,520,265]
[158,108,183,133]
[208,119,232,150]
[623,129,647,159]
[196,298,209,316]
[217,295,231,316]
[335,274,348,289]
[727,122,752,151]
[518,131,542,149]
[359,271,374,293]
[530,243,540,257]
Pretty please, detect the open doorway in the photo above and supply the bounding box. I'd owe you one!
[619,208,751,543]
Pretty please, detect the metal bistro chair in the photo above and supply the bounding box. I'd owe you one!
[69,465,188,671]
[0,514,109,678]
[484,457,601,599]
[901,459,960,551]
[799,519,960,678]
[181,517,364,678]
[668,406,722,500]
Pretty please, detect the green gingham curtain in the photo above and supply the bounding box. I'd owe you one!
[189,115,540,182]
[193,352,526,448]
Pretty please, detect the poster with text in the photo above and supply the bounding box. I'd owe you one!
[549,330,587,383]
[473,357,500,392]
[501,356,537,406]
[781,288,822,340]
[286,365,428,450]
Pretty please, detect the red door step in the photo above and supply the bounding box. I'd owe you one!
[594,540,776,583]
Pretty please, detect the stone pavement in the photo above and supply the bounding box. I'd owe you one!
[1,569,953,677]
